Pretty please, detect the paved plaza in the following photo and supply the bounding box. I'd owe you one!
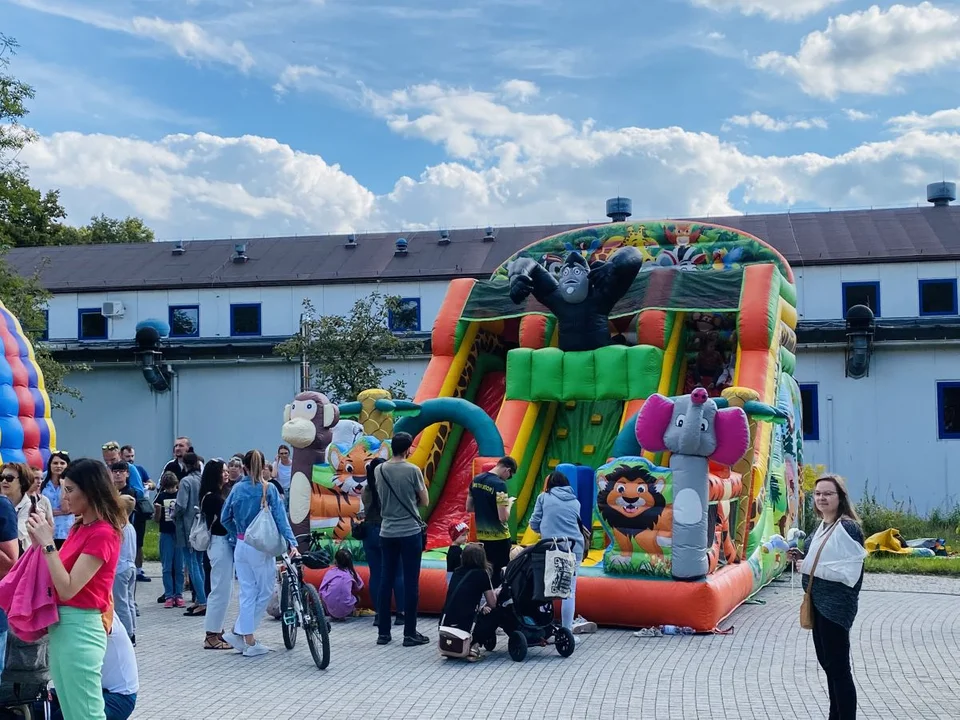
[131,564,959,719]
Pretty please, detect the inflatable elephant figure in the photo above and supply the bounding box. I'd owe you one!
[635,387,750,580]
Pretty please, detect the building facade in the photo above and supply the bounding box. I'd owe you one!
[9,206,960,510]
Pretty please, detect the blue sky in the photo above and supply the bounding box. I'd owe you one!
[5,0,960,240]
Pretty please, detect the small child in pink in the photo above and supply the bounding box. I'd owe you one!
[319,548,364,620]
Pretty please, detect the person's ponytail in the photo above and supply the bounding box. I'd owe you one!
[244,449,265,486]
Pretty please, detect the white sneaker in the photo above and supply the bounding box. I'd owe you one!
[242,642,271,657]
[572,617,598,635]
[222,632,245,652]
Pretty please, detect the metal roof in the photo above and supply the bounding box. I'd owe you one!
[6,205,960,293]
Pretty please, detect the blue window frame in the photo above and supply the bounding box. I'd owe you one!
[388,297,421,332]
[919,279,958,317]
[230,303,261,337]
[77,308,108,340]
[841,281,880,318]
[937,381,960,440]
[169,305,200,338]
[798,383,819,441]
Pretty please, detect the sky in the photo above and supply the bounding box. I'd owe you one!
[4,0,960,241]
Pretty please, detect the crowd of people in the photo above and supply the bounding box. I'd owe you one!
[0,429,866,720]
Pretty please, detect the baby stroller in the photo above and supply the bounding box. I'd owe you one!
[497,537,577,662]
[0,632,51,720]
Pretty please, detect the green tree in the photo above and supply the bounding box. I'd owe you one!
[0,34,35,161]
[276,293,424,404]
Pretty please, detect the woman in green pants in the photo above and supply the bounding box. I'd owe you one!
[26,458,125,720]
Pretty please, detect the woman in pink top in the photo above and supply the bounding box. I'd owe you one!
[319,548,364,620]
[26,458,124,720]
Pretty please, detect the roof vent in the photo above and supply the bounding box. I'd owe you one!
[345,232,358,248]
[232,243,248,263]
[927,181,957,207]
[172,240,185,256]
[438,229,450,245]
[482,226,496,242]
[395,237,408,255]
[606,196,632,222]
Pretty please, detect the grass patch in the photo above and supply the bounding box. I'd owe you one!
[864,555,960,577]
[143,521,159,562]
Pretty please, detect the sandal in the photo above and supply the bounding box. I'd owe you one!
[467,645,482,663]
[184,605,207,617]
[204,632,232,650]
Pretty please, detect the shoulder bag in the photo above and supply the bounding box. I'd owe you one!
[377,464,427,551]
[576,517,592,562]
[244,483,288,557]
[800,520,839,630]
[189,493,212,552]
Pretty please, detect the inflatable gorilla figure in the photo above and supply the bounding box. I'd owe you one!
[508,247,643,351]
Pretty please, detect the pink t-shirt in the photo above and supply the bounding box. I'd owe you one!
[59,519,121,612]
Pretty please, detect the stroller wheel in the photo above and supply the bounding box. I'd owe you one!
[508,631,527,662]
[555,627,575,658]
[483,636,497,652]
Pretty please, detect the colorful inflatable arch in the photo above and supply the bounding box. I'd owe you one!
[0,301,56,468]
[300,221,802,631]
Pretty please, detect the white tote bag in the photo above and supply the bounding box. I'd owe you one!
[543,539,575,599]
[800,521,866,588]
[244,484,287,557]
[188,505,211,552]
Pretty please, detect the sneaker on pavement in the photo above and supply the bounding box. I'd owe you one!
[242,642,270,657]
[221,631,246,652]
[572,617,598,635]
[402,632,429,647]
[394,612,405,627]
[376,634,391,645]
[174,597,186,608]
[163,599,174,608]
[156,594,166,604]
[136,572,151,583]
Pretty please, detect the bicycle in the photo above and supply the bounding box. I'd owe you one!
[279,535,331,670]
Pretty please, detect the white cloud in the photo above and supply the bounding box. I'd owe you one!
[273,64,327,95]
[887,108,960,133]
[756,3,960,99]
[130,17,255,72]
[689,0,842,21]
[7,0,254,72]
[18,83,960,240]
[843,109,875,122]
[724,112,828,132]
[499,80,539,102]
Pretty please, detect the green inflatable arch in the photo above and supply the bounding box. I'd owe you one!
[395,398,505,457]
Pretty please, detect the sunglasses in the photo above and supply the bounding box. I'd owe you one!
[102,443,120,451]
[0,475,18,482]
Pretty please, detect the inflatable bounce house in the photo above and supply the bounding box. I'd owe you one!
[288,221,803,631]
[0,300,56,468]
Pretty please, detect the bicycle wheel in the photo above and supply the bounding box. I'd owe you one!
[301,583,330,670]
[280,572,298,650]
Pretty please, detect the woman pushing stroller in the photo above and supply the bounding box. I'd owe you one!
[439,544,498,662]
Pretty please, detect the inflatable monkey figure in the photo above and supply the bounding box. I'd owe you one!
[508,247,643,351]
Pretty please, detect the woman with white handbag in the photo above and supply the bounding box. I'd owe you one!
[790,474,866,720]
[220,450,299,657]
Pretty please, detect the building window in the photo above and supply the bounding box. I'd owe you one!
[169,305,200,338]
[919,279,958,317]
[77,308,108,340]
[388,297,421,332]
[230,303,261,336]
[938,382,960,440]
[841,281,880,318]
[798,383,819,441]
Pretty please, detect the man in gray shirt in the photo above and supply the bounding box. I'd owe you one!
[374,432,429,647]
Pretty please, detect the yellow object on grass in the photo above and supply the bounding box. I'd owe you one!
[865,528,913,555]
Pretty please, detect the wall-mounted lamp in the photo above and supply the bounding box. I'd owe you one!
[845,304,875,379]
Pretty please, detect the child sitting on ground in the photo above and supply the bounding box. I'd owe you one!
[114,495,138,645]
[441,543,499,662]
[447,521,469,584]
[154,472,184,609]
[319,548,364,621]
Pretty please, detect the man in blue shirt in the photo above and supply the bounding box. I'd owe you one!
[103,442,144,494]
[0,494,20,677]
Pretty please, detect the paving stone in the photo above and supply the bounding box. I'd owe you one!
[130,563,960,719]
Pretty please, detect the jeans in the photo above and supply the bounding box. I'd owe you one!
[233,539,275,636]
[378,532,422,638]
[112,567,137,637]
[362,523,404,618]
[204,536,235,633]
[812,606,858,720]
[159,533,184,599]
[183,547,208,605]
[0,608,7,677]
[560,560,580,630]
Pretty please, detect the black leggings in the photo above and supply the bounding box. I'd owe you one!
[812,607,857,720]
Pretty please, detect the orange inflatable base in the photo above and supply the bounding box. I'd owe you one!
[305,559,756,632]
